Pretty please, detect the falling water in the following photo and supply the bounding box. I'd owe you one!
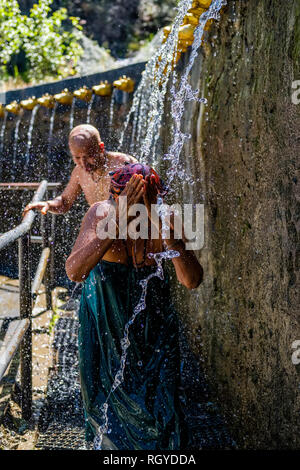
[48,103,57,155]
[12,115,22,166]
[0,111,7,156]
[109,90,116,129]
[69,98,76,130]
[25,105,40,167]
[93,249,180,450]
[93,0,227,450]
[86,94,95,124]
[164,0,227,191]
[118,0,193,158]
[0,112,8,178]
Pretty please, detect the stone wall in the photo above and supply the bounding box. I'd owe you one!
[165,0,300,449]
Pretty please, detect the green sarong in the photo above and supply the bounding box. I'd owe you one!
[78,260,185,450]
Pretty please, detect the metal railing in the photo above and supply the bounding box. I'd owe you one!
[0,180,61,420]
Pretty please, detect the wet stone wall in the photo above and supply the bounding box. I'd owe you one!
[162,0,300,449]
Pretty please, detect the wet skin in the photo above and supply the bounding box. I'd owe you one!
[23,139,137,216]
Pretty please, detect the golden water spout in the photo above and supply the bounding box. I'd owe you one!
[20,97,37,110]
[37,93,55,109]
[92,81,112,97]
[54,88,73,105]
[183,12,203,26]
[178,24,196,42]
[113,76,135,93]
[5,101,21,115]
[0,104,5,118]
[193,0,212,8]
[73,86,92,102]
[162,25,172,44]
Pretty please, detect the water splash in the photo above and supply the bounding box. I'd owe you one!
[25,105,39,167]
[12,115,22,166]
[164,0,227,191]
[48,103,57,156]
[93,249,180,450]
[109,90,116,130]
[0,111,7,156]
[118,0,193,157]
[86,94,95,124]
[69,98,76,130]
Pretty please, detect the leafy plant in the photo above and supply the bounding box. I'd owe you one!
[0,0,83,83]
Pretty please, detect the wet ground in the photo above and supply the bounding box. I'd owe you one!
[0,277,234,450]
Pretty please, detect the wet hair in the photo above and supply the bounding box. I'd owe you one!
[109,163,168,200]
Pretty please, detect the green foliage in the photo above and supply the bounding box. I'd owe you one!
[0,0,83,82]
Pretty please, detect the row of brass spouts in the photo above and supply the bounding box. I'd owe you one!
[0,75,135,116]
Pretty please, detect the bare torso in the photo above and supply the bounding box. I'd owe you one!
[76,151,137,205]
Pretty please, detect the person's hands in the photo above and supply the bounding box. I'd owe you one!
[143,174,158,215]
[23,201,50,217]
[116,174,144,225]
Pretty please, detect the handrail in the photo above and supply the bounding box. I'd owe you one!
[0,319,30,382]
[31,247,50,296]
[0,180,48,251]
[0,182,61,191]
[0,179,57,420]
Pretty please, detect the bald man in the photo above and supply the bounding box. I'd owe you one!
[23,124,137,215]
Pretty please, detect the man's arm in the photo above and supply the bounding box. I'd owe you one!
[23,167,82,216]
[66,174,144,283]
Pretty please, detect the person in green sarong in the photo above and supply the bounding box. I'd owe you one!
[66,163,203,450]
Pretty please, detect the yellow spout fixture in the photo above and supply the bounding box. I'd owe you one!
[54,88,73,106]
[178,24,196,42]
[73,86,92,102]
[20,97,38,110]
[193,0,212,8]
[92,81,112,97]
[113,76,135,93]
[5,100,21,115]
[0,104,4,118]
[37,93,55,109]
[162,25,172,44]
[183,11,204,26]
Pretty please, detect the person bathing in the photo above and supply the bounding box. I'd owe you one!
[23,124,137,216]
[66,163,203,449]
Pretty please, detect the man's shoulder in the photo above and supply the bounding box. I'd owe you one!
[88,200,111,219]
[109,151,138,165]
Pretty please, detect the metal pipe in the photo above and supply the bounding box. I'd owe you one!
[31,247,50,296]
[0,319,30,382]
[19,233,32,420]
[41,212,52,310]
[0,180,48,251]
[0,182,61,191]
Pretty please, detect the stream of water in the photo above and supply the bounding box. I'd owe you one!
[12,115,22,167]
[0,111,7,157]
[69,98,76,130]
[92,0,227,450]
[109,90,116,130]
[86,95,95,124]
[25,105,40,168]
